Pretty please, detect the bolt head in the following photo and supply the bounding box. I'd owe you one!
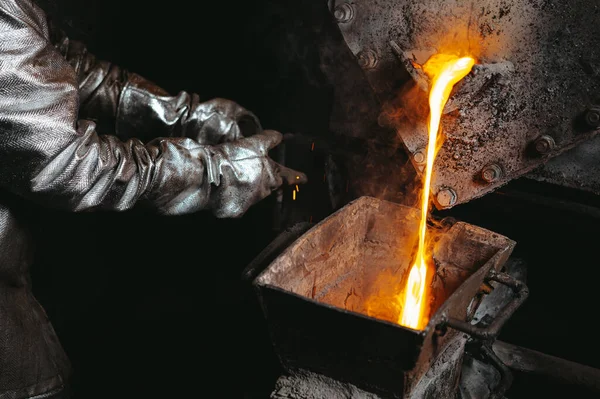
[436,188,457,208]
[357,49,378,69]
[413,150,426,164]
[585,108,600,128]
[333,3,354,23]
[534,135,555,155]
[481,164,502,183]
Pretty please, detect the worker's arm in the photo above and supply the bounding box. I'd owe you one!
[0,0,289,218]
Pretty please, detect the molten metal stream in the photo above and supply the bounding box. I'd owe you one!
[399,54,475,330]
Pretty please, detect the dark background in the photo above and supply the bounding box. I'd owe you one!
[29,1,600,398]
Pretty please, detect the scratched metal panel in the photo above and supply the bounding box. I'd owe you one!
[328,0,600,208]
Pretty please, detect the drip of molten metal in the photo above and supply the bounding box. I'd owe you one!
[399,54,475,330]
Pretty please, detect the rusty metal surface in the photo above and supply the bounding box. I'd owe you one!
[253,196,515,398]
[405,336,467,399]
[326,0,600,208]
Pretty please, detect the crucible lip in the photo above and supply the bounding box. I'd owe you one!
[253,196,515,397]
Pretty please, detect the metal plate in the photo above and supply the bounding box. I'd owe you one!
[327,0,600,208]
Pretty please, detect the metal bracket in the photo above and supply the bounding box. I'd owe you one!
[437,270,528,399]
[441,270,529,341]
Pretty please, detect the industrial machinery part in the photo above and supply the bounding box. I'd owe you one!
[326,0,600,209]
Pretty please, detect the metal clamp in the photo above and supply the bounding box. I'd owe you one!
[437,270,528,399]
[440,270,529,341]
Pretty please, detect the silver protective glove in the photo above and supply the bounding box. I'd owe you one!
[145,130,307,218]
[182,97,262,144]
[116,73,264,145]
[207,130,304,218]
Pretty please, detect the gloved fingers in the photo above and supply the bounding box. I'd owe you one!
[191,98,263,144]
[195,113,243,144]
[277,163,308,185]
[211,98,262,137]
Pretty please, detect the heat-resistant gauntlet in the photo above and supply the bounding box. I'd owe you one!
[143,130,286,217]
[198,130,285,218]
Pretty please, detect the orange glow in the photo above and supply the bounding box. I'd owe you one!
[399,54,475,330]
[293,190,297,200]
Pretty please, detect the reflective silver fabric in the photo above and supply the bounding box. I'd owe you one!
[0,0,304,397]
